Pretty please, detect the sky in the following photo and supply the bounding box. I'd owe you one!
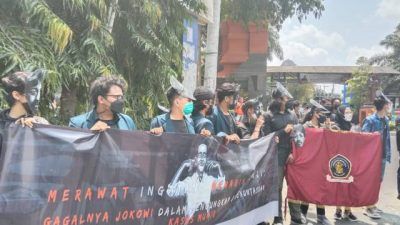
[268,0,400,66]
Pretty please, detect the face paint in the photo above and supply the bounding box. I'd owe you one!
[24,70,45,115]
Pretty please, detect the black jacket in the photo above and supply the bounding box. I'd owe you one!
[262,110,299,149]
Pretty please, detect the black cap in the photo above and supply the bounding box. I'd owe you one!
[217,83,239,95]
[194,86,214,101]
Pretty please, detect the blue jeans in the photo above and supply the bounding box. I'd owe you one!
[397,159,400,196]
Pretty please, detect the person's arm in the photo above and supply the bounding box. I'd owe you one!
[361,118,372,132]
[166,160,191,197]
[149,117,164,135]
[250,115,265,139]
[262,113,273,135]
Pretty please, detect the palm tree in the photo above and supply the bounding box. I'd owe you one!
[0,0,204,128]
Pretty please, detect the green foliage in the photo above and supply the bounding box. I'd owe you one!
[347,58,372,111]
[0,0,204,129]
[370,23,400,90]
[287,83,315,103]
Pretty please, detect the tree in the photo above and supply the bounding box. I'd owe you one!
[287,83,315,103]
[347,57,373,111]
[370,23,400,71]
[0,0,205,128]
[370,23,400,91]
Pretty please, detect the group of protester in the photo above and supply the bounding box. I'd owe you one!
[0,70,399,225]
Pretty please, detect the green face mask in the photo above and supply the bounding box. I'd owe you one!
[183,102,194,115]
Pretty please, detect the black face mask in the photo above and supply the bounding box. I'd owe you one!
[110,99,124,114]
[205,105,213,116]
[318,115,327,124]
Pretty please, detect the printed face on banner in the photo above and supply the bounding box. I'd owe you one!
[166,144,225,217]
[292,124,306,148]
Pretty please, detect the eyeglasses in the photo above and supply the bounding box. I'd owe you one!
[105,95,124,100]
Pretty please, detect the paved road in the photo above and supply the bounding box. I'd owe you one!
[280,132,400,225]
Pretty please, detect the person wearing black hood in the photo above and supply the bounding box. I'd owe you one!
[0,70,49,156]
[335,105,353,131]
[262,82,305,225]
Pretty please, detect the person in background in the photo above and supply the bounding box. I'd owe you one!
[291,100,303,122]
[240,99,265,139]
[361,92,392,219]
[330,97,342,121]
[396,115,400,200]
[235,97,244,120]
[69,75,136,131]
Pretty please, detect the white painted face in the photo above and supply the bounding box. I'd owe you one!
[294,131,305,147]
[197,144,207,173]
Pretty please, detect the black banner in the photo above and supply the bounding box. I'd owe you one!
[0,125,278,225]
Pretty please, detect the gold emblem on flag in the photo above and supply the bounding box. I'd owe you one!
[327,154,353,183]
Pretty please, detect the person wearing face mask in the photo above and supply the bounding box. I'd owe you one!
[330,105,358,221]
[150,77,209,136]
[69,75,136,131]
[208,83,243,144]
[261,82,304,225]
[192,86,216,134]
[300,104,334,225]
[362,92,392,219]
[240,99,264,139]
[330,98,342,122]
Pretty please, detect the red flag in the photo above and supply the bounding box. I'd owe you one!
[286,128,382,207]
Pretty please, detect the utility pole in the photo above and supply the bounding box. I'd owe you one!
[203,0,221,91]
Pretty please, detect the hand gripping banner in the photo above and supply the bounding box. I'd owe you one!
[0,125,278,225]
[287,128,382,207]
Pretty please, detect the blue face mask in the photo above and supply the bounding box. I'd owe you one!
[183,102,194,115]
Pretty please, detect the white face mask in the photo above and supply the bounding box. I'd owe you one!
[344,113,353,122]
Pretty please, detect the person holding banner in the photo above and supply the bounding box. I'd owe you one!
[192,86,216,134]
[0,69,49,128]
[69,75,136,131]
[262,83,305,225]
[0,70,49,157]
[300,104,336,225]
[150,77,211,136]
[330,105,358,221]
[209,83,243,143]
[361,92,392,219]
